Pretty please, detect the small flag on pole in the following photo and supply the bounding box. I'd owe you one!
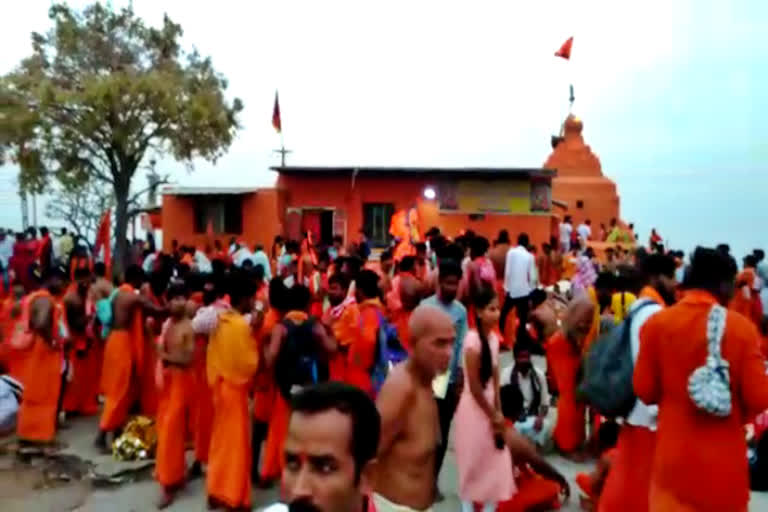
[272,91,282,133]
[555,37,573,60]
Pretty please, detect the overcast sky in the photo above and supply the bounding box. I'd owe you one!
[1,1,766,257]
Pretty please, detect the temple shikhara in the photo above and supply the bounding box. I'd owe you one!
[159,114,621,251]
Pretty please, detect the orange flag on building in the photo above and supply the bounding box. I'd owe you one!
[272,91,282,133]
[555,36,573,60]
[94,209,111,277]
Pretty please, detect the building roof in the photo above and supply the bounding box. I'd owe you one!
[271,165,556,178]
[161,186,260,196]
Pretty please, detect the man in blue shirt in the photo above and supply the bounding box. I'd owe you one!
[420,259,467,496]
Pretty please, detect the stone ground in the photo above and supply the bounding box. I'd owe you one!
[1,351,767,511]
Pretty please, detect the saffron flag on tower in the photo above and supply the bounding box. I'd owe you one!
[555,37,573,60]
[272,91,282,133]
[94,209,111,276]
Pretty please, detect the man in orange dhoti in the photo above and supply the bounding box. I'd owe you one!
[190,278,231,478]
[547,296,594,455]
[729,254,763,327]
[16,271,67,447]
[349,271,386,396]
[498,424,570,512]
[262,285,336,483]
[62,268,101,417]
[634,248,768,512]
[206,274,260,510]
[96,265,165,451]
[596,254,677,512]
[322,273,359,382]
[0,282,27,380]
[154,283,196,508]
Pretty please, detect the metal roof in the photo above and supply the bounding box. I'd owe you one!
[271,166,556,178]
[161,186,260,196]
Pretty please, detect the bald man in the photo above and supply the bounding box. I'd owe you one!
[547,295,595,455]
[374,305,455,512]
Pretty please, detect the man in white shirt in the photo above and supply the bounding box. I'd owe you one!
[559,216,573,252]
[597,253,677,510]
[500,233,536,350]
[252,245,272,280]
[576,219,592,243]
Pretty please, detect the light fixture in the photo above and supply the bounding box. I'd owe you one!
[423,186,436,200]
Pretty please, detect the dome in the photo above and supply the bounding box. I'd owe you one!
[563,114,583,135]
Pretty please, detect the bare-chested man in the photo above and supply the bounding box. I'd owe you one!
[374,304,455,512]
[96,264,165,450]
[528,289,559,345]
[62,267,100,417]
[89,262,114,305]
[155,282,196,508]
[489,230,511,281]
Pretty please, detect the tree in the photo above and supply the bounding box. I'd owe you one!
[0,2,242,276]
[44,171,168,248]
[45,180,113,249]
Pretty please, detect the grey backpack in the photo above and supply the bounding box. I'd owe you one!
[578,299,656,417]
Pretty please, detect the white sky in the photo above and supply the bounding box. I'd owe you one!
[1,1,767,256]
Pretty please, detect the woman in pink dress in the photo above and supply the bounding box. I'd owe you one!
[454,286,515,511]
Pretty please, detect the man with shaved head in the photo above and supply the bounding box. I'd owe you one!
[547,295,595,456]
[374,304,455,512]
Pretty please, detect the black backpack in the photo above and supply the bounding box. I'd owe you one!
[578,299,656,417]
[274,318,329,400]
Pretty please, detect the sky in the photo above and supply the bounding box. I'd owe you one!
[1,1,767,258]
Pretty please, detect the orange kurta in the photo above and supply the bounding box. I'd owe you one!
[62,334,101,415]
[729,268,763,328]
[327,302,359,382]
[635,290,768,511]
[206,311,259,508]
[16,293,63,443]
[546,331,585,453]
[347,298,382,396]
[156,366,195,488]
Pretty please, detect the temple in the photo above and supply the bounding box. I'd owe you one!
[159,114,621,251]
[545,114,621,230]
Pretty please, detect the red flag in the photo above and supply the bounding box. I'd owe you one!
[206,218,214,240]
[272,91,282,133]
[94,209,111,277]
[555,37,573,60]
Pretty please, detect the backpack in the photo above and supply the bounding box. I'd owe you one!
[578,299,656,417]
[95,289,119,339]
[274,318,329,400]
[369,310,408,395]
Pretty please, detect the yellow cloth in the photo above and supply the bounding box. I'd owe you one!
[207,311,259,386]
[611,291,637,324]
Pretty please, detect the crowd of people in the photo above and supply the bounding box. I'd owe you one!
[1,221,768,512]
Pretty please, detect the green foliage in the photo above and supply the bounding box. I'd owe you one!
[0,2,243,274]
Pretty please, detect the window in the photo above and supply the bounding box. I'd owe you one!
[193,195,243,234]
[363,203,394,248]
[576,200,584,209]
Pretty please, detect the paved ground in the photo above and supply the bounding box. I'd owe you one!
[1,351,767,511]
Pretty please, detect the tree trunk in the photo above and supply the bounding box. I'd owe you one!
[113,181,129,280]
